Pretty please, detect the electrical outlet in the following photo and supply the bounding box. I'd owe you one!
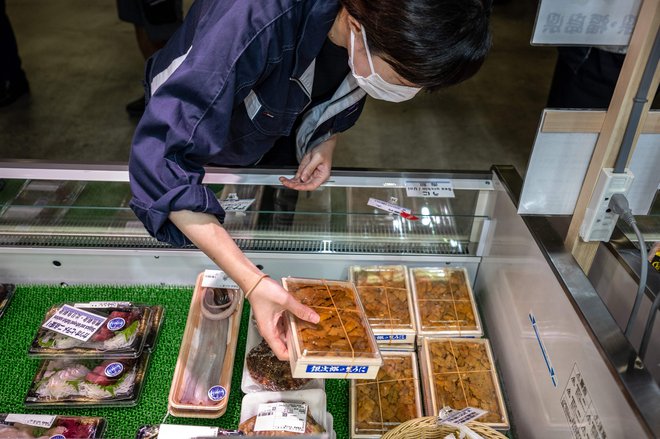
[579,168,634,242]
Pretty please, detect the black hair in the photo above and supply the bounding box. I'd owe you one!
[340,0,492,90]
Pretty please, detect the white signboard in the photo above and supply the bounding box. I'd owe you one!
[519,131,598,215]
[532,0,641,46]
[627,133,660,215]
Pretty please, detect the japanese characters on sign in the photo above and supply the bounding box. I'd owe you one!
[41,305,107,342]
[532,0,641,46]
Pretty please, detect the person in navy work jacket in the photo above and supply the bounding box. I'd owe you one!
[129,0,492,359]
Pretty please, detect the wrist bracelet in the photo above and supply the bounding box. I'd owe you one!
[244,274,270,300]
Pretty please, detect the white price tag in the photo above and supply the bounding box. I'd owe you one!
[405,180,454,198]
[42,304,107,341]
[253,402,308,434]
[367,198,411,215]
[202,269,240,290]
[157,424,219,439]
[74,301,132,309]
[220,198,255,212]
[439,407,487,426]
[5,414,56,428]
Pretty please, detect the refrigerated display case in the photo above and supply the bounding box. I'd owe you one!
[0,162,657,438]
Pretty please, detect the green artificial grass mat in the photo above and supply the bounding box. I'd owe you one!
[0,285,348,438]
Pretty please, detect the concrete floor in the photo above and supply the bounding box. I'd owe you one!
[0,0,557,173]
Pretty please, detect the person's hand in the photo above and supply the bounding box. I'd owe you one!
[247,276,320,360]
[280,136,337,191]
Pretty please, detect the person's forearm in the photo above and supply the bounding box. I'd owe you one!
[169,210,263,291]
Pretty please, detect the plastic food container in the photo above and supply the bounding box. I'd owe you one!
[419,337,509,429]
[349,265,416,347]
[143,305,165,352]
[242,309,323,393]
[0,414,106,438]
[239,389,329,436]
[25,353,150,407]
[350,351,423,438]
[0,284,15,319]
[168,273,244,418]
[29,302,157,359]
[283,277,383,380]
[410,267,483,338]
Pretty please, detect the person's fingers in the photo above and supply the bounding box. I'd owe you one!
[295,153,312,181]
[280,178,320,191]
[262,330,289,361]
[299,153,324,183]
[279,176,323,191]
[285,295,320,324]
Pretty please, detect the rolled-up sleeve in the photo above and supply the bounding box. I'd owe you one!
[129,2,272,246]
[128,50,238,246]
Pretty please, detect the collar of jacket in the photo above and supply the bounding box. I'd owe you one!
[289,0,341,96]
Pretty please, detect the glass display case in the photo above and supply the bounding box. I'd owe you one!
[0,162,657,438]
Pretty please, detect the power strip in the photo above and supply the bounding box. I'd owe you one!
[579,168,635,242]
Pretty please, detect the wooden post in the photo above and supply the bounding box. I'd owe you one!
[564,0,660,273]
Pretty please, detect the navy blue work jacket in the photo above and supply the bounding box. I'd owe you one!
[129,0,367,246]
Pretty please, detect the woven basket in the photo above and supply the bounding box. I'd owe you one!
[381,416,507,439]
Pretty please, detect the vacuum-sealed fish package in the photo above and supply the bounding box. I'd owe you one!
[0,414,106,438]
[25,354,150,407]
[239,389,329,436]
[168,272,244,418]
[29,302,158,359]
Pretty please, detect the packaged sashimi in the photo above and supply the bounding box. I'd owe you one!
[25,354,150,407]
[29,303,157,359]
[0,414,106,438]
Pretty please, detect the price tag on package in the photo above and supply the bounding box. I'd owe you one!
[74,301,132,309]
[42,305,107,342]
[254,402,308,434]
[405,180,454,198]
[202,269,240,290]
[220,193,255,212]
[5,414,56,428]
[438,407,487,426]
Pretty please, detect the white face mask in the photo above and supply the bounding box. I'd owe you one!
[348,26,421,102]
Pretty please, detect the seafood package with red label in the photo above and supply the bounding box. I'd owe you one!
[29,303,163,359]
[25,354,150,407]
[0,414,106,438]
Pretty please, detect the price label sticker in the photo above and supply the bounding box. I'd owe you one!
[367,198,418,221]
[74,301,132,309]
[158,424,219,439]
[220,197,255,212]
[254,402,308,434]
[5,414,56,428]
[42,304,107,341]
[439,407,487,426]
[405,180,454,198]
[202,269,239,290]
[367,198,411,215]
